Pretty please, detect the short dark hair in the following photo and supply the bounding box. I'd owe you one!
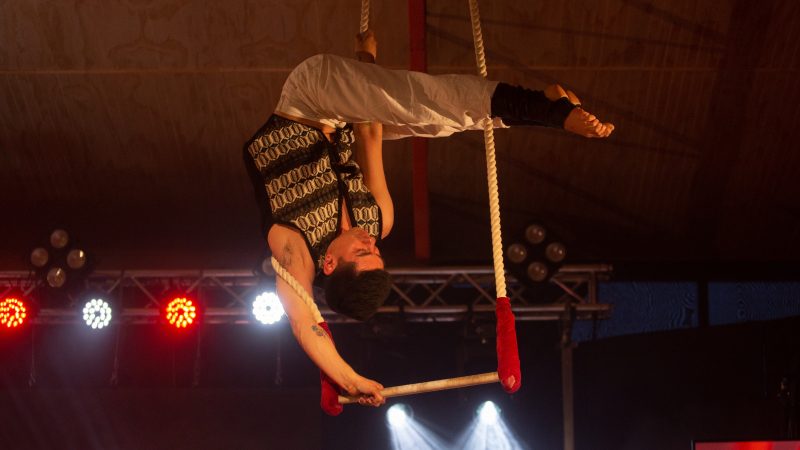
[324,262,391,321]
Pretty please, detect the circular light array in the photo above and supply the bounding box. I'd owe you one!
[82,298,112,329]
[0,297,28,329]
[252,292,285,325]
[166,297,197,329]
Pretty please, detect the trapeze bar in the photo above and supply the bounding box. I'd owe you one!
[338,372,500,404]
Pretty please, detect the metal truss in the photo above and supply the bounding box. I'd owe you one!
[0,264,612,325]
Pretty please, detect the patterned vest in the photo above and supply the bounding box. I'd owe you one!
[244,115,382,270]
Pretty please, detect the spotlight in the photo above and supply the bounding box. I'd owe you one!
[50,229,69,249]
[387,404,412,427]
[545,242,566,263]
[30,247,49,268]
[0,297,28,329]
[505,243,527,264]
[82,298,112,329]
[527,261,549,282]
[46,267,67,288]
[525,224,546,244]
[165,297,198,329]
[67,249,87,269]
[478,401,499,425]
[504,222,568,287]
[252,292,284,325]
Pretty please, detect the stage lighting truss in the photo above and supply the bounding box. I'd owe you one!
[0,297,27,329]
[0,264,611,325]
[82,298,112,329]
[166,297,197,329]
[252,292,284,325]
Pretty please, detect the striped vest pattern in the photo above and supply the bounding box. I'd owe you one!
[244,115,382,270]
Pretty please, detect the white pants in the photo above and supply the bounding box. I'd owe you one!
[274,54,506,140]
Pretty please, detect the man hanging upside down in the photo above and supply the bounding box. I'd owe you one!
[243,31,614,408]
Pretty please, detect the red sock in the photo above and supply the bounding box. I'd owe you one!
[496,297,522,393]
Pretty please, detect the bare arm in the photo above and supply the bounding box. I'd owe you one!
[268,226,385,405]
[353,122,394,238]
[353,30,394,238]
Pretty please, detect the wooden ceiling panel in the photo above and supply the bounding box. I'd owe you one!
[1,0,799,269]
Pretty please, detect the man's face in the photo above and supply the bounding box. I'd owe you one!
[323,228,384,275]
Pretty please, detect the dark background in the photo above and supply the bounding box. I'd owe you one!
[2,0,800,449]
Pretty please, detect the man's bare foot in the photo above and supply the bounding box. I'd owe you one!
[564,108,614,138]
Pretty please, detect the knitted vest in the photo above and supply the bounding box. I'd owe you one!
[245,115,382,270]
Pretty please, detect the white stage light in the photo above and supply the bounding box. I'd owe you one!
[253,292,284,325]
[478,401,499,425]
[83,298,112,329]
[387,404,409,427]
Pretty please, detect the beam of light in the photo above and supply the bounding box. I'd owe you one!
[387,404,409,427]
[456,401,526,450]
[478,401,499,425]
[386,404,447,450]
[252,292,284,325]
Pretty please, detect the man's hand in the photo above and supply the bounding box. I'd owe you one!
[346,374,385,407]
[564,108,615,138]
[355,30,377,63]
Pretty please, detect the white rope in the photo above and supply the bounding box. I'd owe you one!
[468,0,507,298]
[271,257,324,324]
[359,0,370,34]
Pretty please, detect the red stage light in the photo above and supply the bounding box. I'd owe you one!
[165,297,197,329]
[0,297,28,329]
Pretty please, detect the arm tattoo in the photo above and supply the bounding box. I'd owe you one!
[311,325,326,338]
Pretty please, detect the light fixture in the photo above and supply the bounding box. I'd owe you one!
[525,224,546,244]
[67,249,87,269]
[504,222,568,286]
[545,242,566,263]
[252,292,284,325]
[165,297,198,329]
[505,243,527,264]
[0,297,28,329]
[82,298,112,329]
[30,248,49,268]
[50,229,69,249]
[527,261,548,282]
[46,267,67,288]
[30,229,91,291]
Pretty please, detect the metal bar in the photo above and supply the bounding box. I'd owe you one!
[409,0,430,261]
[339,371,498,404]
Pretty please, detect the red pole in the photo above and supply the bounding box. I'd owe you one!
[408,0,430,261]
